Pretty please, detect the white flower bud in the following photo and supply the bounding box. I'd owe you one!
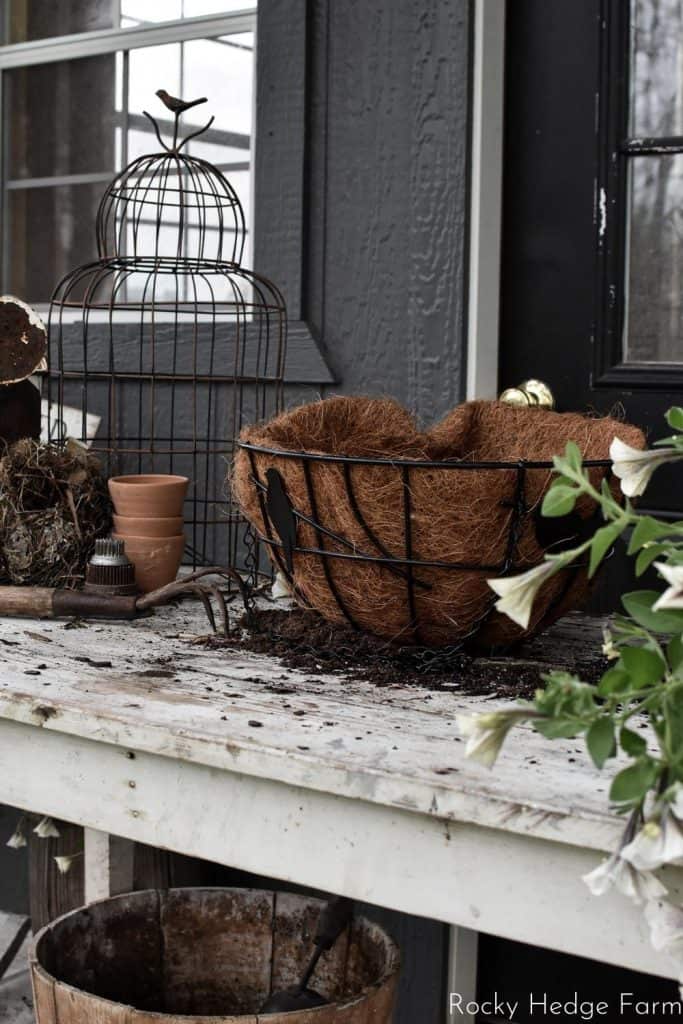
[33,817,60,839]
[653,562,683,611]
[582,852,666,905]
[54,852,82,875]
[487,561,558,630]
[610,437,683,498]
[457,711,528,768]
[6,817,27,850]
[622,813,683,871]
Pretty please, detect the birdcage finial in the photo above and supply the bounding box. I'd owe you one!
[142,90,215,153]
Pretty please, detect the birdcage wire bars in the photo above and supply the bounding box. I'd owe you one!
[45,96,287,572]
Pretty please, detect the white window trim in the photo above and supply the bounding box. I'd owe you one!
[0,9,256,68]
[448,9,507,1011]
[466,0,506,401]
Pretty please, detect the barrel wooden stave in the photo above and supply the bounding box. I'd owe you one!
[30,888,399,1023]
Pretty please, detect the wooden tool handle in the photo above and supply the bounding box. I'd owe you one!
[52,590,138,619]
[0,587,56,618]
[0,588,139,620]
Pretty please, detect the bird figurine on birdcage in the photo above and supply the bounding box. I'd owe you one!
[46,90,287,575]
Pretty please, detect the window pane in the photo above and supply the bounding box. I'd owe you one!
[7,0,115,43]
[128,43,182,120]
[182,33,253,137]
[7,1,256,42]
[121,0,184,23]
[631,0,683,136]
[7,184,106,303]
[5,54,118,180]
[127,33,253,150]
[121,0,253,24]
[4,24,255,303]
[624,155,683,362]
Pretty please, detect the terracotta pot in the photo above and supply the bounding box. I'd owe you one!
[112,532,185,593]
[108,474,189,518]
[113,513,184,538]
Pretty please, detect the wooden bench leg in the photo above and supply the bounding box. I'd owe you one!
[84,829,111,903]
[446,926,479,1023]
[84,830,135,903]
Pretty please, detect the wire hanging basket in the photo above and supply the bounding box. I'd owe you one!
[232,397,637,650]
[46,92,287,572]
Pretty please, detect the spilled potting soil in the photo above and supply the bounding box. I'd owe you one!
[211,607,607,700]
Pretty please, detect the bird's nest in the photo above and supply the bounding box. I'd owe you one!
[0,439,112,587]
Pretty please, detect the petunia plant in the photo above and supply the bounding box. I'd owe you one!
[5,814,82,874]
[459,407,683,987]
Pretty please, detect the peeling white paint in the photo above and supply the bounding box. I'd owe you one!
[599,188,607,238]
[0,606,634,856]
[0,607,679,982]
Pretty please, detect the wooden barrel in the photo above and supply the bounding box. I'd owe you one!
[30,888,400,1022]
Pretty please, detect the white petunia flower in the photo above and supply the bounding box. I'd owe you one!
[622,814,683,871]
[271,571,292,600]
[582,852,667,905]
[653,562,683,611]
[645,898,683,956]
[487,561,558,630]
[609,437,683,498]
[601,628,620,661]
[457,711,529,768]
[6,817,27,850]
[54,852,83,875]
[33,816,60,839]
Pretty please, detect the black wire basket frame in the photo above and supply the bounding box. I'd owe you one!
[239,442,612,649]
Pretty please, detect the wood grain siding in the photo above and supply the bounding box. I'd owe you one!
[306,0,470,423]
[254,0,307,320]
[3,11,474,1024]
[254,0,336,387]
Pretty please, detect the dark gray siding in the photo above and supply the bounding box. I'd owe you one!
[301,4,471,1020]
[255,10,471,1008]
[306,0,470,422]
[1,5,471,1022]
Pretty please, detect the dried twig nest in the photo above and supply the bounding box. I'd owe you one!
[0,439,112,587]
[233,397,645,649]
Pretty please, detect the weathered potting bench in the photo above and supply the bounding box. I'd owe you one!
[0,606,680,1020]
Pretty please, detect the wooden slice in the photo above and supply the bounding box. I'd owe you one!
[0,295,47,386]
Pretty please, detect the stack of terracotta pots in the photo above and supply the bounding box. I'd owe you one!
[108,474,189,593]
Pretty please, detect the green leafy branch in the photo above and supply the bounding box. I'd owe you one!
[459,407,683,986]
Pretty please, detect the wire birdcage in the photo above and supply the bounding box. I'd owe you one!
[46,93,287,572]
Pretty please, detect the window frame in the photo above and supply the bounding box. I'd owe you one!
[0,8,256,303]
[595,0,683,389]
[0,2,334,386]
